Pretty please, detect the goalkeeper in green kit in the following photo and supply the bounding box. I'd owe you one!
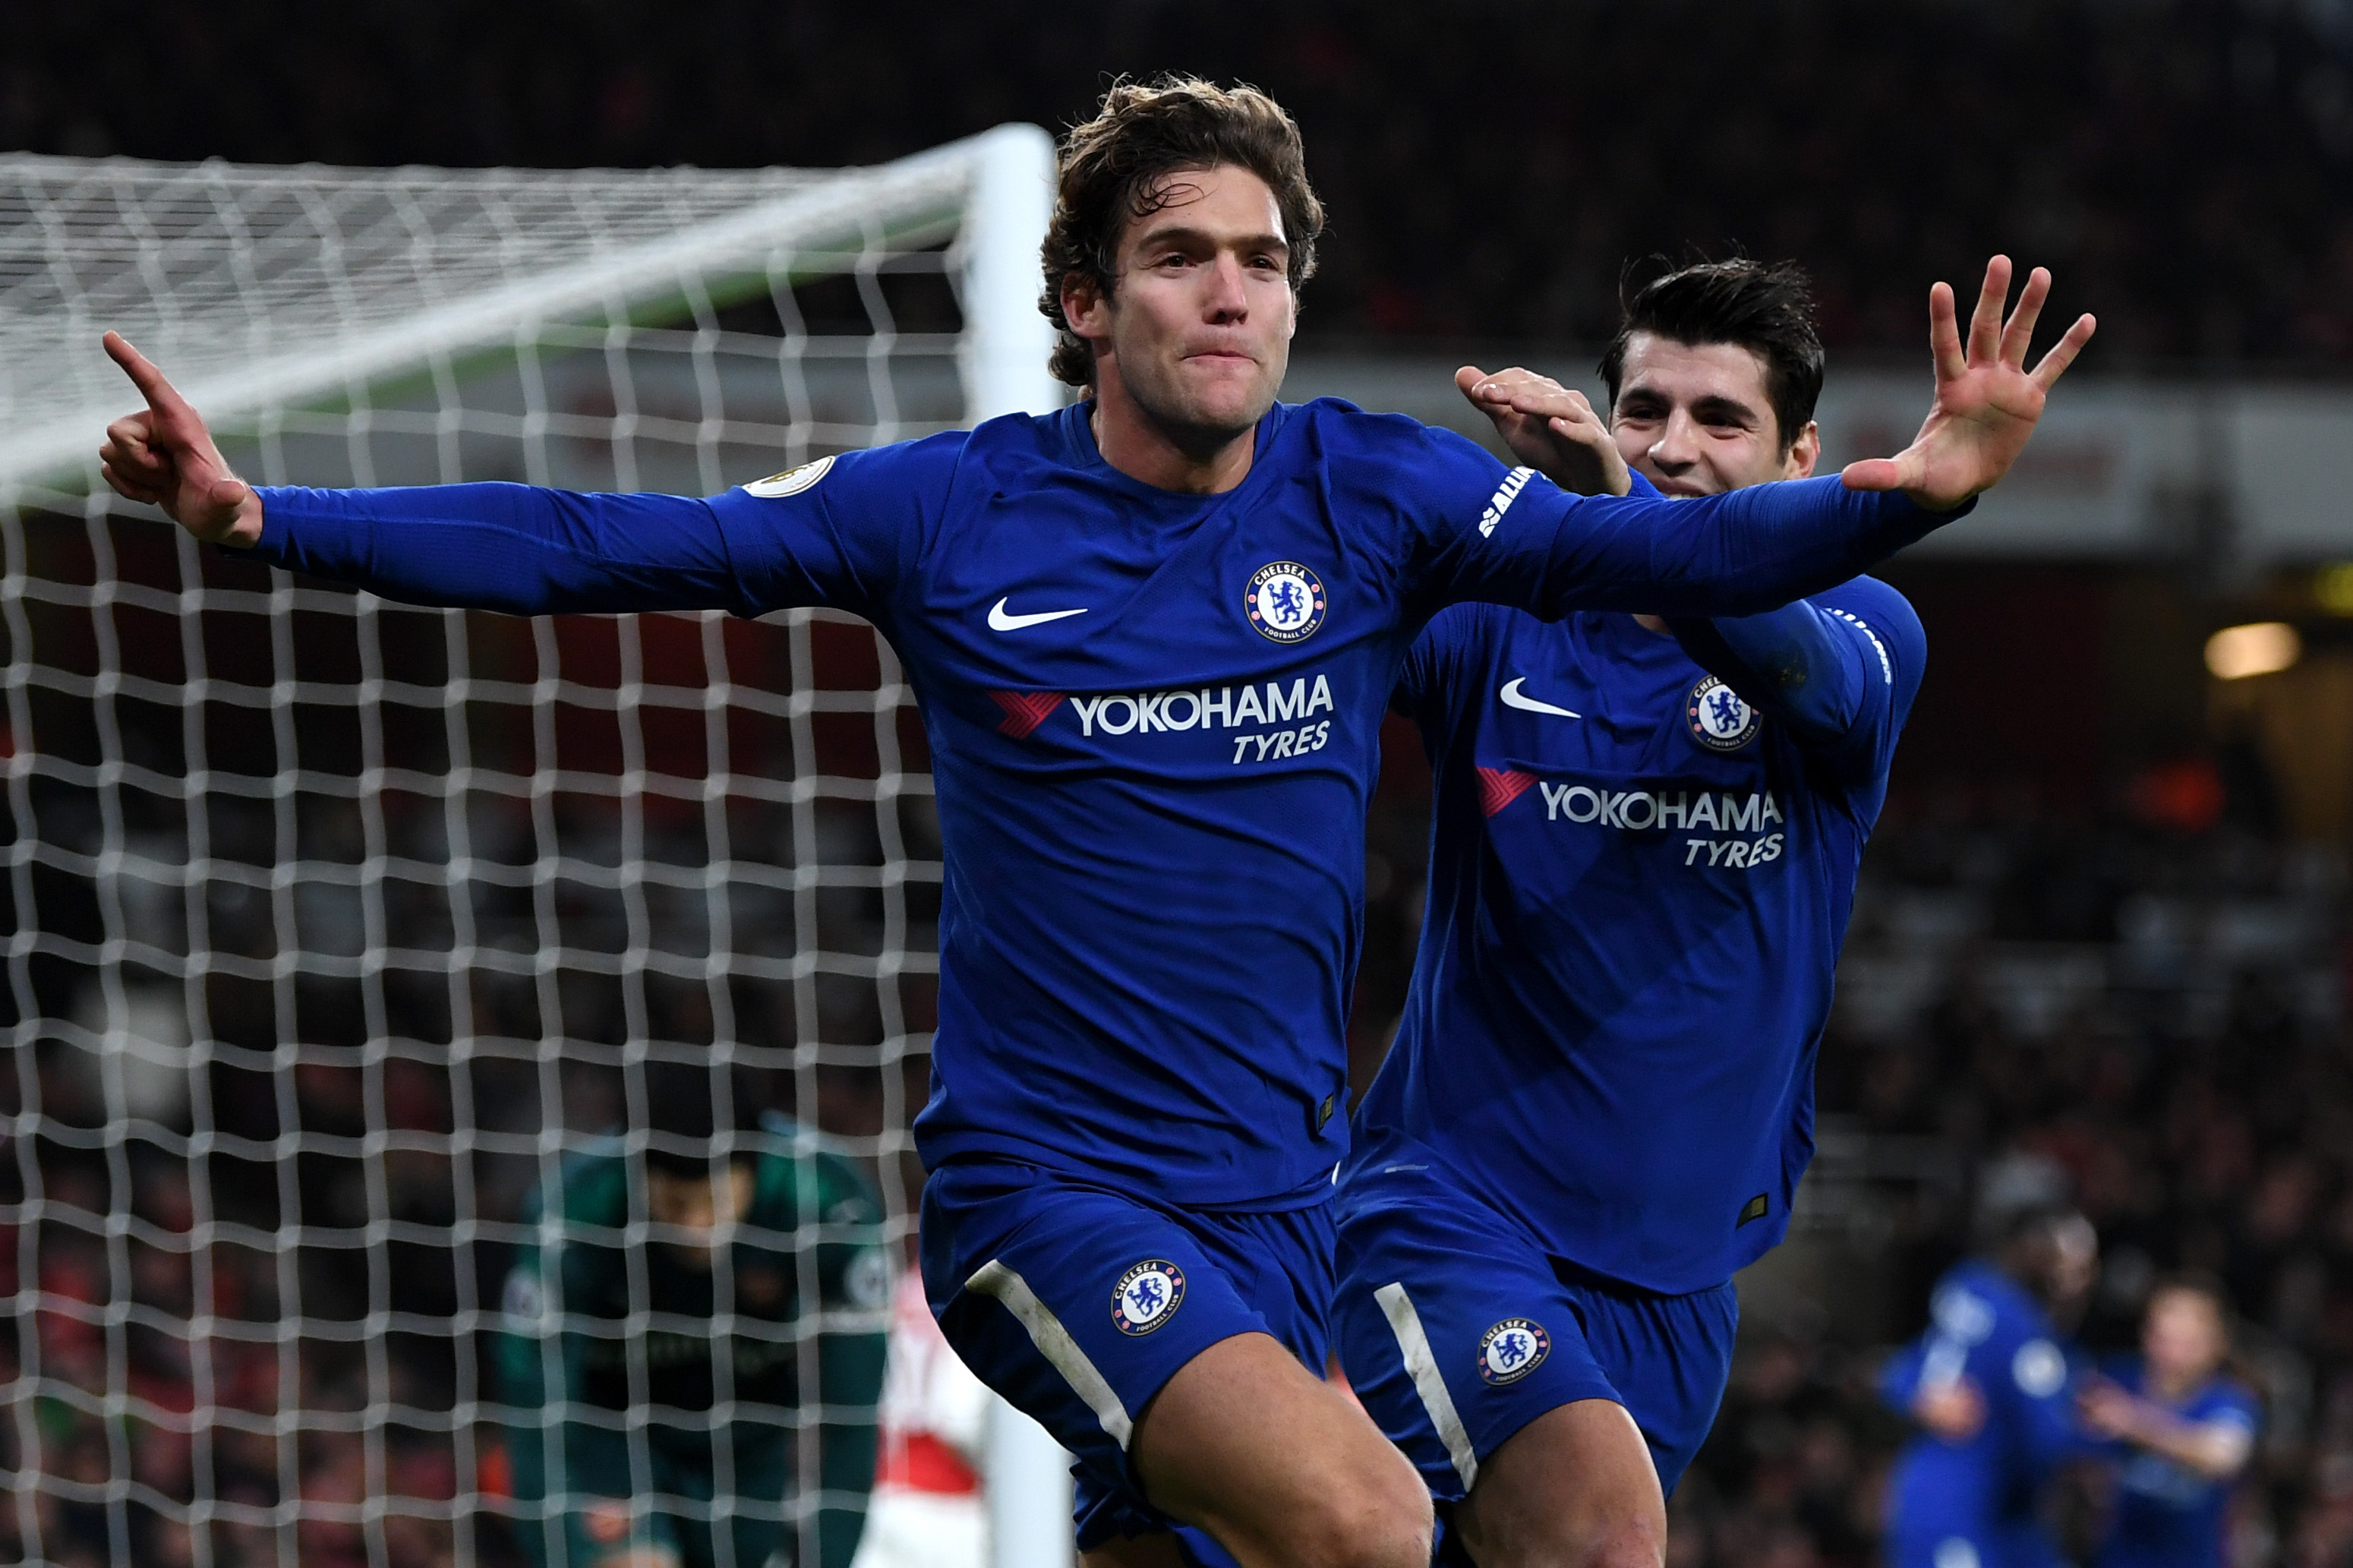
[491,1062,891,1568]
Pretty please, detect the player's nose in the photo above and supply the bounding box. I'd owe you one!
[1649,409,1702,467]
[1201,252,1251,319]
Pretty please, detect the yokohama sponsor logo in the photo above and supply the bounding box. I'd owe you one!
[1536,784,1784,833]
[1070,675,1336,737]
[991,691,1065,738]
[1478,466,1535,538]
[1477,767,1538,816]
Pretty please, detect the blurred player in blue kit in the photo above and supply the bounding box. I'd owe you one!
[99,74,2092,1568]
[2079,1276,2259,1568]
[1881,1207,2102,1568]
[1332,256,2006,1568]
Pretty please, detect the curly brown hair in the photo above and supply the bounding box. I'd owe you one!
[1039,75,1325,389]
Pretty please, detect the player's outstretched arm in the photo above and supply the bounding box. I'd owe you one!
[98,333,264,547]
[96,332,757,618]
[1840,257,2096,510]
[1455,365,1631,497]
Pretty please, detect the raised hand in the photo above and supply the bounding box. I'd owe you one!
[1457,364,1632,497]
[97,333,264,546]
[1840,257,2096,511]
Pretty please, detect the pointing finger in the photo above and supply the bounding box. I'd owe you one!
[103,331,191,417]
[1998,267,2052,369]
[1928,282,1967,384]
[2030,313,2099,390]
[1967,256,2011,366]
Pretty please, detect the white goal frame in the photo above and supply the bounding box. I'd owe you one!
[0,125,1073,1568]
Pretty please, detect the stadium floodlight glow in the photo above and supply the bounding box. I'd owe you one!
[0,127,1073,1568]
[2205,622,2301,680]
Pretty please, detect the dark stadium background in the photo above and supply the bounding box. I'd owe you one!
[10,4,2353,1567]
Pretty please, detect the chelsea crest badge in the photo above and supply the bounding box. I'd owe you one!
[1686,676,1761,752]
[1112,1260,1186,1336]
[1477,1317,1550,1385]
[1246,561,1327,644]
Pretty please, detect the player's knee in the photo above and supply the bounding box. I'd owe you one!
[1496,1516,1665,1568]
[1271,1475,1432,1568]
[1579,1519,1666,1568]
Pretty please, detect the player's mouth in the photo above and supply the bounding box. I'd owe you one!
[1647,477,1715,497]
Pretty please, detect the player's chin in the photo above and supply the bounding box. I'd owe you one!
[1175,370,1277,431]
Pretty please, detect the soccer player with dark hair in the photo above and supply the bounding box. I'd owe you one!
[1881,1206,2102,1568]
[2078,1276,2259,1568]
[1329,254,1949,1568]
[492,1060,890,1568]
[99,74,2090,1568]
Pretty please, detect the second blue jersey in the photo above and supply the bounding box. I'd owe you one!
[1352,578,1923,1292]
[2096,1358,2257,1568]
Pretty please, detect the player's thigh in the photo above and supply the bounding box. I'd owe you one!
[1454,1398,1664,1568]
[923,1164,1421,1566]
[1124,1328,1429,1568]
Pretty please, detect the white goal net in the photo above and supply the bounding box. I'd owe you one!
[0,125,1059,1568]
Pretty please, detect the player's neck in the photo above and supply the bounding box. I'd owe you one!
[1087,385,1258,497]
[1632,614,1669,634]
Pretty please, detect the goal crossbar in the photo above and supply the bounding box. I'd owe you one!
[0,125,1049,492]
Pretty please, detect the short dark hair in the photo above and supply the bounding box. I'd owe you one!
[1039,74,1324,389]
[636,1058,760,1178]
[1597,257,1825,453]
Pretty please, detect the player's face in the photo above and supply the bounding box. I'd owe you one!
[645,1163,755,1270]
[2143,1290,2226,1382]
[1610,333,1822,495]
[1065,164,1296,449]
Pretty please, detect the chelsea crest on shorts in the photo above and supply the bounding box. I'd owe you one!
[1112,1260,1187,1336]
[1477,1317,1550,1385]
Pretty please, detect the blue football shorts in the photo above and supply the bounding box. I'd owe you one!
[1885,1453,2068,1568]
[920,1159,1336,1561]
[1333,1131,1737,1503]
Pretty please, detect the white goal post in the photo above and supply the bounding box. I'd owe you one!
[0,125,1072,1568]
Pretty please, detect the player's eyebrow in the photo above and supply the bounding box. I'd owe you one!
[1686,394,1765,427]
[1131,219,1289,258]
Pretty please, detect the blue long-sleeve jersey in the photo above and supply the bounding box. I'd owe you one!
[1882,1260,2085,1565]
[2094,1358,2257,1568]
[1350,554,1921,1290]
[248,397,1957,1209]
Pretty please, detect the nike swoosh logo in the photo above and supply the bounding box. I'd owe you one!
[1499,678,1580,718]
[988,597,1088,632]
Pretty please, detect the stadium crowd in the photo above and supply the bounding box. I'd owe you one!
[3,0,2352,365]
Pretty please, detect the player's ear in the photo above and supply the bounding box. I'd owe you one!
[1061,271,1112,342]
[1784,421,1822,481]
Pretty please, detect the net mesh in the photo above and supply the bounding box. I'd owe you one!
[0,144,1030,1568]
